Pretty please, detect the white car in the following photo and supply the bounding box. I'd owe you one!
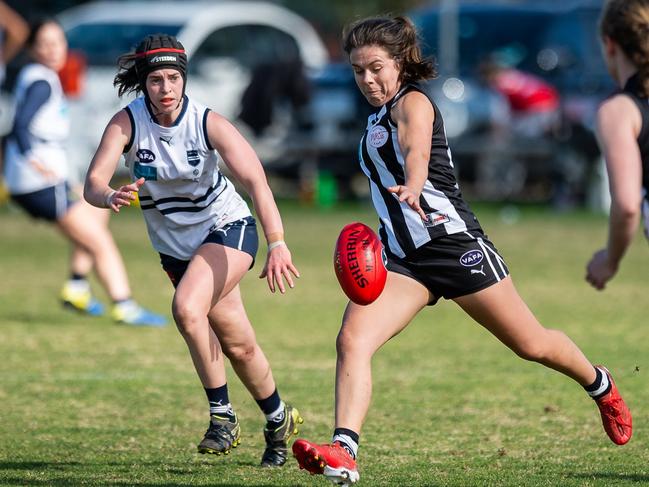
[53,0,328,179]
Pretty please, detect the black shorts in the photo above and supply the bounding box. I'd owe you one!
[11,182,78,222]
[160,216,259,287]
[386,231,509,304]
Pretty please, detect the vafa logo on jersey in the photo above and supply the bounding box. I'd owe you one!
[368,125,389,148]
[136,149,156,163]
[459,249,484,267]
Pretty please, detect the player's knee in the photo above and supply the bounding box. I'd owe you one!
[336,325,366,358]
[336,327,352,356]
[223,342,257,364]
[171,299,203,335]
[512,339,549,362]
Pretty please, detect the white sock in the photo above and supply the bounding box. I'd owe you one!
[66,279,89,292]
[332,433,358,459]
[210,401,234,417]
[265,400,286,423]
[587,367,611,398]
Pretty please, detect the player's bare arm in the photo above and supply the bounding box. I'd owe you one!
[84,110,134,210]
[387,91,434,220]
[587,95,643,288]
[206,111,299,292]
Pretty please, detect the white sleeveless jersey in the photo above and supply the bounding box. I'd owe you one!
[123,96,251,260]
[4,63,70,194]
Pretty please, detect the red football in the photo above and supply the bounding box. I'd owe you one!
[334,222,387,305]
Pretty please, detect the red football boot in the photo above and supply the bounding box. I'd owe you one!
[595,366,632,445]
[293,439,360,485]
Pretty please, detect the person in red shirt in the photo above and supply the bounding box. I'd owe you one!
[480,57,559,136]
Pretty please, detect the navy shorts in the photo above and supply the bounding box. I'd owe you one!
[386,231,509,304]
[160,216,259,287]
[11,182,78,222]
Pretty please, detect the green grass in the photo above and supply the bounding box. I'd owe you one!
[1,201,648,486]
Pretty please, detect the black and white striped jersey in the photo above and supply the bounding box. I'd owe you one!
[358,83,482,258]
[123,95,251,260]
[620,74,649,238]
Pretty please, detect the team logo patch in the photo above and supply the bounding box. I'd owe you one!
[186,149,200,167]
[424,212,450,228]
[136,148,156,164]
[368,125,389,148]
[151,55,177,63]
[134,162,158,181]
[459,249,484,267]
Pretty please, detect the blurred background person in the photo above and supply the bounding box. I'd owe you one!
[586,0,649,290]
[478,55,560,138]
[3,18,166,326]
[238,48,311,137]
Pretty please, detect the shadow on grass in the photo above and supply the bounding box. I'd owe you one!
[0,480,282,487]
[0,461,82,470]
[0,460,294,486]
[568,472,649,483]
[0,311,65,323]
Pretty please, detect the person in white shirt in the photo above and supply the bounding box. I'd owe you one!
[3,19,166,326]
[84,33,302,466]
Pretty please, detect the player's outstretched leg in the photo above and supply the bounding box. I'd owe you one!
[260,404,303,467]
[293,439,359,485]
[593,366,632,445]
[197,413,241,455]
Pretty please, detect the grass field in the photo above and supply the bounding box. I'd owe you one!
[1,201,648,486]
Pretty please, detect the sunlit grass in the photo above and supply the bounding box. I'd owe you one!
[1,201,648,486]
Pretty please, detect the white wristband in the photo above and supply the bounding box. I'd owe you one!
[268,240,286,251]
[105,190,116,208]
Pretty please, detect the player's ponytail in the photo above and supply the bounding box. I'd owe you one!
[113,53,139,97]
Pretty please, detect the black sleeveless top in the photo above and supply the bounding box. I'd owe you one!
[620,74,649,197]
[358,82,482,257]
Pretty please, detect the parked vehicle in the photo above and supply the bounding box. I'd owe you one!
[301,1,611,206]
[412,1,610,206]
[0,0,328,181]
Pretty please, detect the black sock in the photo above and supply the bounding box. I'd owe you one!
[584,367,611,400]
[205,384,235,420]
[333,427,359,459]
[70,273,86,281]
[256,388,282,422]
